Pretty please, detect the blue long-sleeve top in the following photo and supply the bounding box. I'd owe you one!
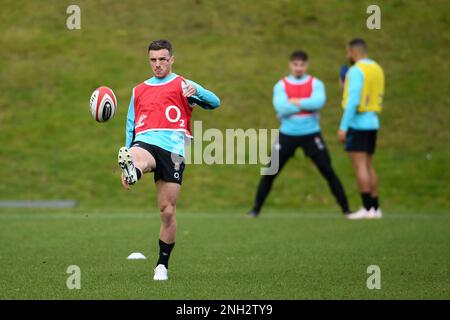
[339,58,380,131]
[125,73,220,156]
[273,74,326,136]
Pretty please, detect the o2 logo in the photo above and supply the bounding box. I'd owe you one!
[165,105,185,127]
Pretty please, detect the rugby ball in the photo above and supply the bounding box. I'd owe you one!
[89,86,117,122]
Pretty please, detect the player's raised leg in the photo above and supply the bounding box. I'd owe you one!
[118,146,156,189]
[153,180,180,280]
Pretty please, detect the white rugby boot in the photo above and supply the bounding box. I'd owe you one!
[118,147,138,185]
[366,208,383,219]
[153,264,168,281]
[346,207,371,220]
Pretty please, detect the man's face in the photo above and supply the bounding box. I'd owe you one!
[148,49,174,78]
[289,59,308,78]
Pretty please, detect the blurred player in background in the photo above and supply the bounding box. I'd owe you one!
[339,64,349,88]
[118,40,220,280]
[248,51,350,217]
[338,38,385,220]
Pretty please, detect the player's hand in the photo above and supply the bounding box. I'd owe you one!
[121,174,130,190]
[183,82,197,98]
[337,130,347,143]
[288,98,301,106]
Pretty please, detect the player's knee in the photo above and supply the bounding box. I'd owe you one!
[355,163,368,175]
[159,203,176,224]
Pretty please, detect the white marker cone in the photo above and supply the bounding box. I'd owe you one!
[127,252,146,260]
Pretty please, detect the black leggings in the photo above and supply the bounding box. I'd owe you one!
[252,133,349,214]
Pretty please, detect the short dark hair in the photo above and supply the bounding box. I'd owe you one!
[348,38,367,53]
[290,50,308,62]
[148,39,173,55]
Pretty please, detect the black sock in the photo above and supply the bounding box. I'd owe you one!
[250,206,260,215]
[372,197,379,210]
[361,192,372,210]
[136,168,142,180]
[157,239,175,269]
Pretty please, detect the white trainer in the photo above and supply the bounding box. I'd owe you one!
[118,147,138,185]
[367,208,383,219]
[346,207,370,220]
[153,264,168,281]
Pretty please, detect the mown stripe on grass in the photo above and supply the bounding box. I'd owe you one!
[0,212,449,220]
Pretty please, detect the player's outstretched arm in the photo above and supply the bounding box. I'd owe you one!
[184,79,220,110]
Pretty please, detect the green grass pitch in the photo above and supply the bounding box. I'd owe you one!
[0,211,449,299]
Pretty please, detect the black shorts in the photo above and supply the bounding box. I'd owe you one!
[345,128,378,155]
[278,132,327,158]
[131,141,185,185]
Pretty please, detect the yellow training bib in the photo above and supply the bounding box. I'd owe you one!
[342,60,385,113]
